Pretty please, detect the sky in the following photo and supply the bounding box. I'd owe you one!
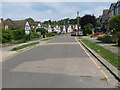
[1,0,118,22]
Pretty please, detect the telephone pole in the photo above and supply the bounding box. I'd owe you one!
[77,11,80,36]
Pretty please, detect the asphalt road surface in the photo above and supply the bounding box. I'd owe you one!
[2,35,118,88]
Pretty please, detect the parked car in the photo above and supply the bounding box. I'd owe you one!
[71,31,76,36]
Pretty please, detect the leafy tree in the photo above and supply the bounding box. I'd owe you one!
[43,20,52,25]
[36,28,48,38]
[80,15,96,30]
[109,14,120,46]
[83,23,93,36]
[25,18,34,23]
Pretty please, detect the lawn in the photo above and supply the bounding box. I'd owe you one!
[11,42,39,51]
[79,37,120,70]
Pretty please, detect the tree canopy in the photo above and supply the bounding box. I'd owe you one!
[80,15,96,29]
[109,14,120,32]
[109,14,120,46]
[36,28,47,35]
[43,17,80,26]
[25,18,34,23]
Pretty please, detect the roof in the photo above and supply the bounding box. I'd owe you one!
[13,20,27,28]
[4,18,14,29]
[4,18,41,30]
[109,3,116,11]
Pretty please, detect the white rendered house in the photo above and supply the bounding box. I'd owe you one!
[67,25,73,33]
[63,25,66,33]
[36,23,42,29]
[25,21,31,34]
[48,25,52,32]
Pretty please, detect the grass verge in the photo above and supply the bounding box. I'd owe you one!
[11,42,39,51]
[78,37,120,70]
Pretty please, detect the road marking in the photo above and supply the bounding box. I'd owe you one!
[75,37,110,81]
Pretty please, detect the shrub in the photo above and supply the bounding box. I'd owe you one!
[13,28,25,40]
[2,30,13,43]
[97,35,117,43]
[11,39,25,44]
[46,32,55,37]
[83,23,93,35]
[36,28,48,38]
[30,32,39,39]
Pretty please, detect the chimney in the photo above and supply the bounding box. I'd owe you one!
[1,18,4,29]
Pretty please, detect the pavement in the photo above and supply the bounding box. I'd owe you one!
[1,38,49,61]
[2,35,119,88]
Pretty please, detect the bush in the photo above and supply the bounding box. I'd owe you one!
[11,39,25,44]
[13,28,25,40]
[46,32,55,37]
[30,32,39,39]
[2,30,13,43]
[52,31,57,34]
[83,23,93,35]
[97,35,117,43]
[36,28,47,38]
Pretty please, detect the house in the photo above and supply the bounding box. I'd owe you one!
[48,25,52,32]
[54,25,61,33]
[101,9,109,30]
[108,0,120,19]
[0,18,4,29]
[4,18,27,30]
[115,0,120,15]
[25,21,31,34]
[2,18,42,33]
[67,25,73,33]
[108,3,116,19]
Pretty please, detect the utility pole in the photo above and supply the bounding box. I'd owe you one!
[77,11,80,36]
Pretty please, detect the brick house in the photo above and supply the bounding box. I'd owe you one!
[1,18,42,33]
[0,18,4,29]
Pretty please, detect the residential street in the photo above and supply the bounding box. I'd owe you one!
[2,35,118,88]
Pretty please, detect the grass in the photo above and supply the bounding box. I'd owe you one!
[78,37,120,70]
[11,42,39,51]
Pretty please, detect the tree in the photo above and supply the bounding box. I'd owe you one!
[80,15,96,30]
[109,14,120,46]
[43,20,52,25]
[25,18,34,23]
[36,28,48,38]
[83,23,93,36]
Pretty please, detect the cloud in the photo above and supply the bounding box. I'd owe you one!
[0,3,2,18]
[2,0,118,2]
[2,2,111,21]
[81,5,109,17]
